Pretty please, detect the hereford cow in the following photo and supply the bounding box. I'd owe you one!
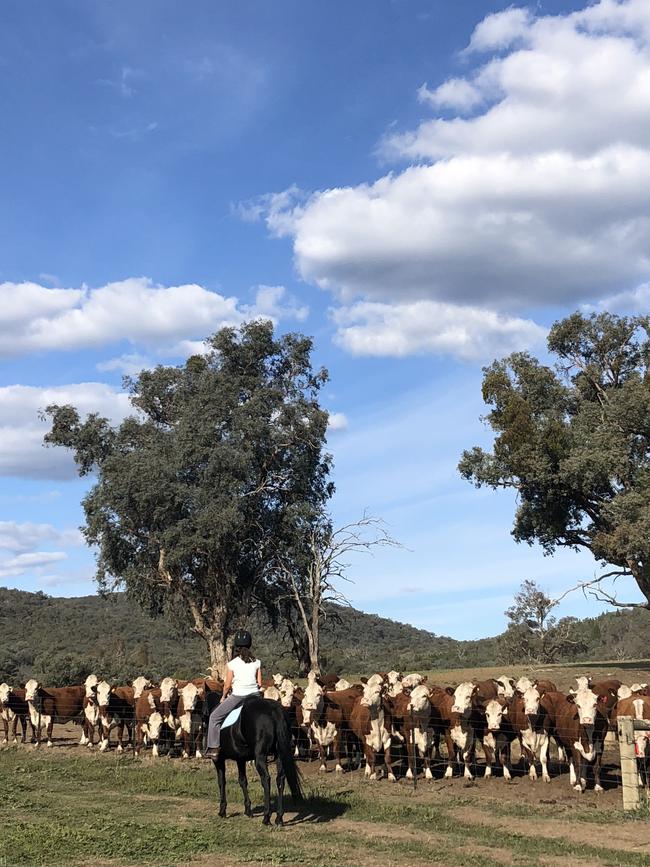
[24,679,85,746]
[429,686,478,779]
[96,682,135,752]
[349,680,396,780]
[134,688,167,756]
[176,682,204,758]
[301,679,360,772]
[544,687,609,792]
[508,686,552,782]
[0,683,32,744]
[482,697,517,780]
[390,684,434,780]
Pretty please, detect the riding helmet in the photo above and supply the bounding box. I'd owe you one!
[234,629,252,648]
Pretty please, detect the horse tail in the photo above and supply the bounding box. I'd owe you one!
[273,704,303,801]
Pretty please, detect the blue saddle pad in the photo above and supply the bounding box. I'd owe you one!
[222,706,242,730]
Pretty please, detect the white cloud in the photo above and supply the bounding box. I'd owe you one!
[0,521,83,553]
[0,382,131,479]
[327,412,348,432]
[593,281,650,313]
[333,300,546,360]
[0,551,68,580]
[255,1,650,358]
[97,353,155,377]
[0,278,308,358]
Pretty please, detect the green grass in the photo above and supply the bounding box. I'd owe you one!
[0,749,645,867]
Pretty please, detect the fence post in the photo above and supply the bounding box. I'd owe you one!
[618,716,640,812]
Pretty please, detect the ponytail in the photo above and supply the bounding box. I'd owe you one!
[234,647,256,663]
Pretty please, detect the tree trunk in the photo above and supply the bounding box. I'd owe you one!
[309,593,320,675]
[207,635,231,678]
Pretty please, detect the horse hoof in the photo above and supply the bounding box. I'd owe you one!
[275,816,284,826]
[218,810,227,819]
[245,809,253,818]
[263,816,271,826]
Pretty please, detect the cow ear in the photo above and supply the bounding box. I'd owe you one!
[126,680,132,687]
[446,686,455,696]
[360,677,368,685]
[502,706,508,715]
[422,675,428,682]
[566,694,576,704]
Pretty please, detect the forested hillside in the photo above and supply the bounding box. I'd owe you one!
[0,586,647,685]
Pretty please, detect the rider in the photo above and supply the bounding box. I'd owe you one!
[204,630,262,760]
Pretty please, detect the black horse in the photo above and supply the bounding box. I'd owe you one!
[203,684,303,825]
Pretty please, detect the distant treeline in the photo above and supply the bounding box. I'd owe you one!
[0,586,647,686]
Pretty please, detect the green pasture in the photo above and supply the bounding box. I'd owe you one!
[1,748,649,867]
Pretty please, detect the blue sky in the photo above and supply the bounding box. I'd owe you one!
[2,0,649,639]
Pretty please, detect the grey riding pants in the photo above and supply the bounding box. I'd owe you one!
[207,693,257,749]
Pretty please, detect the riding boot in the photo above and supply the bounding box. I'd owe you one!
[203,747,220,760]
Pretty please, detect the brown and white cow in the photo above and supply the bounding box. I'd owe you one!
[176,682,204,758]
[614,694,650,785]
[300,679,360,772]
[429,686,475,779]
[349,680,396,780]
[544,687,609,792]
[391,684,434,781]
[134,688,167,756]
[481,697,519,780]
[508,686,552,782]
[80,674,102,747]
[0,683,33,744]
[24,679,85,747]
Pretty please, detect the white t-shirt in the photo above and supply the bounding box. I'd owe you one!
[228,656,261,696]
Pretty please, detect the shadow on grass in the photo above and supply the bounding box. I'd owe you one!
[284,791,352,825]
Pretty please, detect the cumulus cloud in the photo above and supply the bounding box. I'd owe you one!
[0,382,131,479]
[333,300,546,360]
[327,412,348,432]
[254,1,650,357]
[0,521,83,553]
[0,278,308,357]
[0,551,68,580]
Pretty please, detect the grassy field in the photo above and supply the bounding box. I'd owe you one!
[2,661,650,867]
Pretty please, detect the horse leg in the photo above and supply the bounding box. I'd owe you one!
[275,755,286,826]
[216,757,227,818]
[236,758,253,818]
[255,754,272,825]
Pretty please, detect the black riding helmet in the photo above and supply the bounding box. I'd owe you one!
[234,629,252,648]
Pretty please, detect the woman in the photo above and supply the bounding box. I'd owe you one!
[204,629,262,760]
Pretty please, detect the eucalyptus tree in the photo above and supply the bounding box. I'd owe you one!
[460,312,650,610]
[43,321,333,673]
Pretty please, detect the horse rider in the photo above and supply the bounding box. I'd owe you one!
[203,630,262,760]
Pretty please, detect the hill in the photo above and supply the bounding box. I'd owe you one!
[0,586,648,685]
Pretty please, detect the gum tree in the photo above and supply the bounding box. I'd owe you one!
[43,321,334,674]
[459,312,650,610]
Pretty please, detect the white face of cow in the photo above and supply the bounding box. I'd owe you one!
[132,676,152,699]
[402,673,424,689]
[618,685,633,700]
[272,673,284,688]
[278,679,296,708]
[573,687,598,725]
[180,682,199,712]
[148,711,163,741]
[485,699,507,731]
[366,673,385,688]
[0,683,11,704]
[360,681,383,709]
[160,677,178,703]
[407,685,430,714]
[575,676,591,691]
[96,681,112,707]
[451,682,476,715]
[515,677,534,694]
[523,686,541,716]
[496,677,514,698]
[334,678,352,691]
[84,674,99,698]
[301,681,323,725]
[25,679,40,701]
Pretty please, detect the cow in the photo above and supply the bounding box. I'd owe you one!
[263,685,281,701]
[176,682,204,758]
[334,678,352,691]
[495,676,515,699]
[544,687,609,792]
[80,673,102,747]
[0,683,32,744]
[134,689,167,756]
[429,686,478,779]
[482,697,517,780]
[391,684,434,780]
[300,679,360,772]
[614,694,650,785]
[24,679,85,747]
[348,680,396,780]
[97,683,137,752]
[508,686,552,782]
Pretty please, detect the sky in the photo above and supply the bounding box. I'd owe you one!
[2,0,650,640]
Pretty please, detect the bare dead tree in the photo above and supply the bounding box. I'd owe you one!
[273,514,402,675]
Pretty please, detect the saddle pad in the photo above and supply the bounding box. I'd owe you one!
[222,706,242,730]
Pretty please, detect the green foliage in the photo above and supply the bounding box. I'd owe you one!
[460,311,650,608]
[42,322,334,666]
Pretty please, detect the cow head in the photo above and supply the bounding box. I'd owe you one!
[84,674,99,698]
[523,686,542,717]
[515,677,534,695]
[568,687,598,725]
[263,685,281,701]
[278,678,296,708]
[406,684,430,715]
[160,677,178,704]
[484,698,508,732]
[575,676,592,692]
[96,681,112,707]
[147,710,163,743]
[0,683,11,704]
[272,673,284,688]
[451,682,477,715]
[495,676,515,699]
[180,682,199,712]
[301,680,324,726]
[402,673,425,690]
[25,679,40,701]
[334,678,352,691]
[132,676,153,699]
[360,680,384,709]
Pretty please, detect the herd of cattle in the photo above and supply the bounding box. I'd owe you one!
[1,670,649,793]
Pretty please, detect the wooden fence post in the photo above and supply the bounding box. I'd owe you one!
[617,716,640,812]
